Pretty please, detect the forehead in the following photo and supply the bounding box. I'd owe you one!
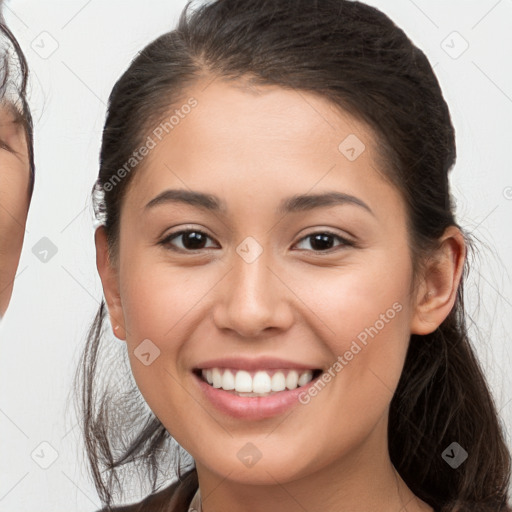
[168,77,373,156]
[123,77,399,220]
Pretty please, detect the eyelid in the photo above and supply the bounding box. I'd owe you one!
[159,227,218,252]
[159,226,357,254]
[293,229,356,252]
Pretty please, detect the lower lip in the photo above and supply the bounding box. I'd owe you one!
[193,371,321,420]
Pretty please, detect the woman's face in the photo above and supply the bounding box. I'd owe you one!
[98,78,430,484]
[0,102,30,318]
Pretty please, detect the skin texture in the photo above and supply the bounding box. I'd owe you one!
[96,77,465,512]
[0,102,30,318]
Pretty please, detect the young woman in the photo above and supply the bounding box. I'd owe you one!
[75,1,512,511]
[0,1,35,319]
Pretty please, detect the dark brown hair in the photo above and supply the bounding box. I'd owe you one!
[75,1,512,511]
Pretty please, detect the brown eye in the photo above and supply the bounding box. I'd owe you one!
[160,229,217,252]
[294,231,354,253]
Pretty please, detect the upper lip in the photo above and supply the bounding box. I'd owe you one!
[194,356,322,372]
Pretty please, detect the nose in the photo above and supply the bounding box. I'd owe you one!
[212,246,295,339]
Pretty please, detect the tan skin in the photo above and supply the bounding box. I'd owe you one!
[96,77,465,512]
[0,102,30,318]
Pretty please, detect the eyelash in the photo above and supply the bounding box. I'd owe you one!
[158,228,356,254]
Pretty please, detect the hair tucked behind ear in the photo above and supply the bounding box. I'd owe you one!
[75,1,511,510]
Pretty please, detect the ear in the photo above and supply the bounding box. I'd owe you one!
[95,226,126,340]
[410,226,466,335]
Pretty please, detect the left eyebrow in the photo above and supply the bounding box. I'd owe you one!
[144,188,374,217]
[277,191,374,217]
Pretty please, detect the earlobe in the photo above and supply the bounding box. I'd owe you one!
[410,226,466,335]
[94,226,126,340]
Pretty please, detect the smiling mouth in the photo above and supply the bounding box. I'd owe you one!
[193,367,323,396]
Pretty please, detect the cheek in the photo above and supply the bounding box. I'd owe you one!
[118,260,196,434]
[289,248,412,348]
[118,251,221,414]
[119,249,201,340]
[288,249,413,411]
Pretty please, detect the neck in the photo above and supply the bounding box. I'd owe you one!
[194,417,433,512]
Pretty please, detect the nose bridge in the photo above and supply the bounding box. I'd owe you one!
[213,236,292,336]
[231,236,275,310]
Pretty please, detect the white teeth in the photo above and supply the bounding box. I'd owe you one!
[271,372,286,392]
[234,370,253,392]
[212,368,223,388]
[253,371,272,393]
[222,369,235,390]
[298,370,313,387]
[200,368,316,394]
[285,370,298,390]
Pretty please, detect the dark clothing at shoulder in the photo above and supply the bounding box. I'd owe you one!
[94,468,198,512]
[94,481,177,512]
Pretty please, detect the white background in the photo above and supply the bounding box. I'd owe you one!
[0,0,511,510]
